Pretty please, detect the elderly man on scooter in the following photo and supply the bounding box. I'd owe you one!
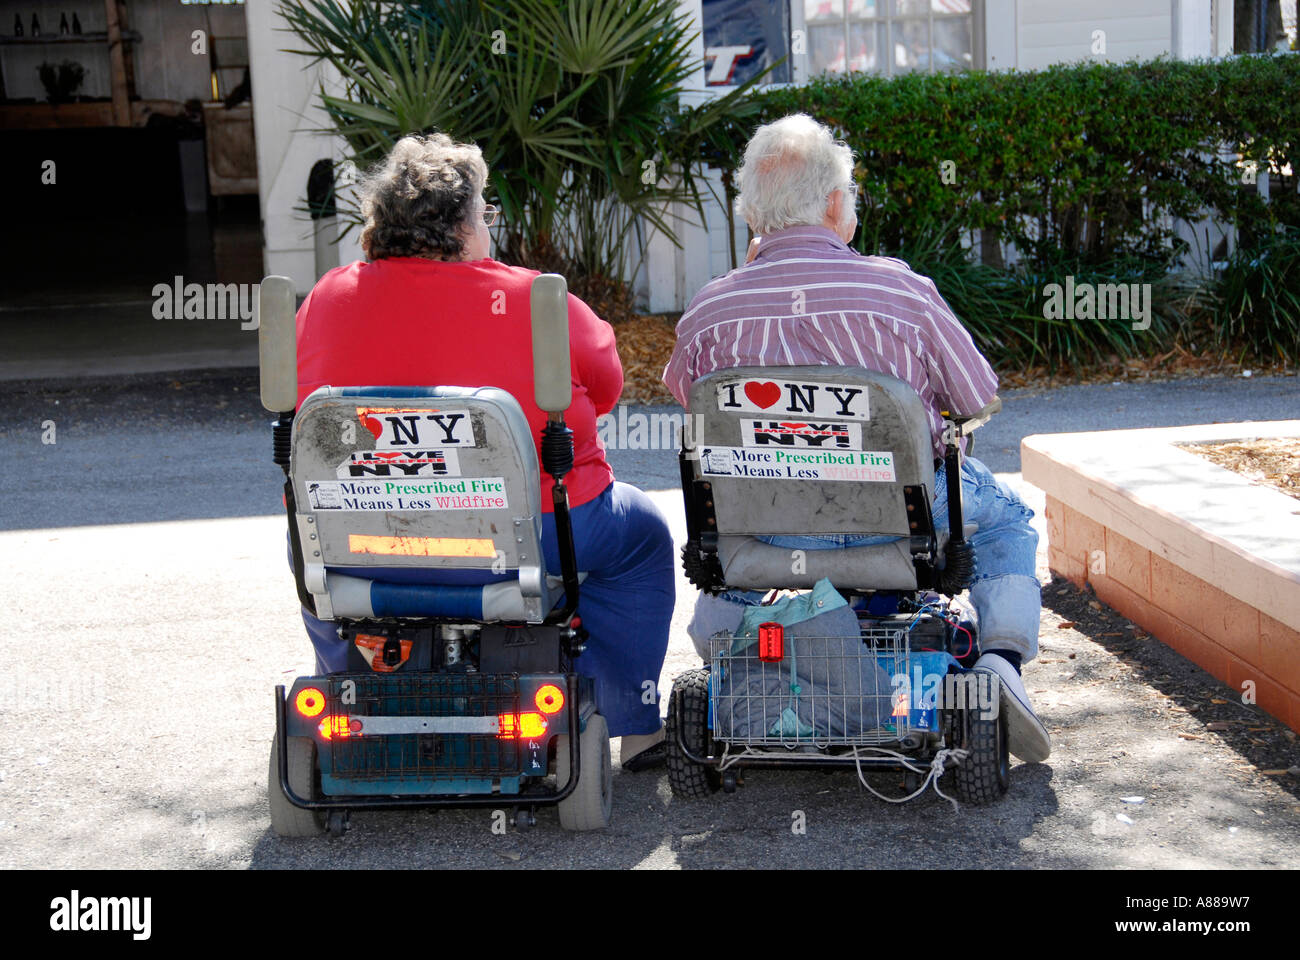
[662,113,1050,764]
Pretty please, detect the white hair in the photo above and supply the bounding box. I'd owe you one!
[734,114,856,235]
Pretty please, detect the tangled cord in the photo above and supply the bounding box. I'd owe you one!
[851,746,970,811]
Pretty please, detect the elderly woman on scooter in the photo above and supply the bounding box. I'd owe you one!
[293,133,673,770]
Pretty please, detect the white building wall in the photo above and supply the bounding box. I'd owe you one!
[244,0,362,294]
[1016,0,1172,69]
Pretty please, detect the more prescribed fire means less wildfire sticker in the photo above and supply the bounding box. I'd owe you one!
[305,477,510,511]
[700,446,896,482]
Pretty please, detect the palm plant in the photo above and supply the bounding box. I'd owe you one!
[278,0,771,312]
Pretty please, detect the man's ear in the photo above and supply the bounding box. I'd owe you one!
[823,188,844,231]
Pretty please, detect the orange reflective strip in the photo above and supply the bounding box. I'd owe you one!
[353,406,440,415]
[348,534,497,558]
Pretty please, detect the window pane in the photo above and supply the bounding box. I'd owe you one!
[805,0,845,23]
[848,0,880,17]
[848,22,882,73]
[932,16,972,71]
[896,0,971,13]
[809,23,849,74]
[889,19,931,73]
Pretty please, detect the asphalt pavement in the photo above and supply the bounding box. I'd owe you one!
[0,368,1296,869]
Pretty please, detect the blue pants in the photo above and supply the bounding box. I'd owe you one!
[299,480,674,738]
[697,456,1041,660]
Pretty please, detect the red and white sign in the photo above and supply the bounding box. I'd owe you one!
[717,379,870,420]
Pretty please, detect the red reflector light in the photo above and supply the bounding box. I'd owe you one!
[892,688,910,718]
[317,715,356,740]
[535,684,564,715]
[295,687,326,718]
[758,622,784,662]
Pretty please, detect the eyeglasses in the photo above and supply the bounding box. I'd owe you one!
[482,203,499,227]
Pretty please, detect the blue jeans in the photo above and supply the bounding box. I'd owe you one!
[299,480,674,738]
[712,456,1040,660]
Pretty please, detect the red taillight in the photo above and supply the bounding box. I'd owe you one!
[535,684,564,715]
[295,687,326,718]
[317,715,360,740]
[758,622,784,662]
[496,711,548,740]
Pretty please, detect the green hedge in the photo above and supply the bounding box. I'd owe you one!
[693,56,1300,365]
[745,56,1300,270]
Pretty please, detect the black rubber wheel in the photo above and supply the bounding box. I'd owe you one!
[953,709,1011,805]
[268,732,327,838]
[665,668,721,799]
[325,809,349,838]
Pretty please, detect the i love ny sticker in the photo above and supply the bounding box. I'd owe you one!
[717,379,870,420]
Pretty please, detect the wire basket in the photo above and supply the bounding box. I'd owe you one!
[708,626,922,748]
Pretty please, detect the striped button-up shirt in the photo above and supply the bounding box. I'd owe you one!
[662,226,998,459]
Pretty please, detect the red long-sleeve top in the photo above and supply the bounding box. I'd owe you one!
[295,256,621,510]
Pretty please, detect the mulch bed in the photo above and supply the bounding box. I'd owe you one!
[612,313,1296,406]
[612,314,680,405]
[1179,437,1300,501]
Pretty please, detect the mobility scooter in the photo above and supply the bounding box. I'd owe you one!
[667,365,1009,806]
[259,274,611,836]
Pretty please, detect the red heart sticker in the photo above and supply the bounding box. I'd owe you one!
[361,415,384,441]
[778,422,808,430]
[744,381,781,409]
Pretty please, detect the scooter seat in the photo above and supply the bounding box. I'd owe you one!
[716,522,977,591]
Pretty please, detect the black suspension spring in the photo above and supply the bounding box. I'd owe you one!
[272,416,293,470]
[938,539,976,595]
[541,421,574,479]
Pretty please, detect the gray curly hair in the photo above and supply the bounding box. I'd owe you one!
[358,133,488,261]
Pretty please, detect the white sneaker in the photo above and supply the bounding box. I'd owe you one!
[619,723,666,771]
[973,652,1052,762]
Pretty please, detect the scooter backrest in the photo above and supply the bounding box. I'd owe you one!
[685,366,935,538]
[290,385,552,618]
